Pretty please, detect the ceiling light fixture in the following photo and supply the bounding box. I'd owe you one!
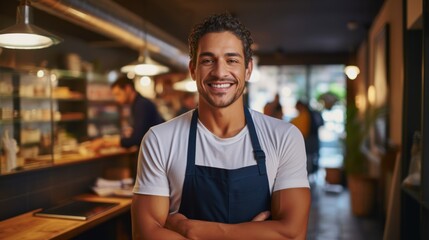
[344,49,360,80]
[173,74,197,92]
[120,4,168,76]
[0,0,62,49]
[344,20,362,81]
[121,48,169,76]
[344,65,360,80]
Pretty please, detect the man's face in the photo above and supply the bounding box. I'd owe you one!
[111,85,130,105]
[190,31,252,109]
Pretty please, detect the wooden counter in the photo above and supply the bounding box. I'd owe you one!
[0,194,132,240]
[2,147,138,177]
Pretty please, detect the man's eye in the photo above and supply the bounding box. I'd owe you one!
[201,59,213,64]
[227,59,239,64]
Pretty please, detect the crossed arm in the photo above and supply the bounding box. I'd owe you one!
[131,188,311,240]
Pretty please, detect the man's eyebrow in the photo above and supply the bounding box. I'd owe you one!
[198,52,243,58]
[199,52,214,58]
[225,52,243,58]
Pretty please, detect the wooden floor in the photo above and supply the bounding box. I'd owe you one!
[307,169,384,240]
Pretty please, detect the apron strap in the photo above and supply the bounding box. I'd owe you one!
[186,108,267,176]
[185,109,199,175]
[244,107,267,175]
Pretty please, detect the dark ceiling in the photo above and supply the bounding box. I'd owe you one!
[120,0,384,54]
[0,0,384,67]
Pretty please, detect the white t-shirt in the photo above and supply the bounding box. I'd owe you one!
[133,109,309,213]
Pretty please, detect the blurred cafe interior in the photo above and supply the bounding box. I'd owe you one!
[0,0,428,239]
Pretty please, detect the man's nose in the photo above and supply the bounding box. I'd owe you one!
[211,60,229,79]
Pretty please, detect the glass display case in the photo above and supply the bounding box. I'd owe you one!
[0,67,53,173]
[0,68,123,174]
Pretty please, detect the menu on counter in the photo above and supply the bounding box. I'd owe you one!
[33,200,119,221]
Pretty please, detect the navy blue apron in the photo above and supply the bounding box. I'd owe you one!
[178,108,271,223]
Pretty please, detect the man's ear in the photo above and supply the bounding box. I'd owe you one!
[245,58,253,82]
[189,61,196,81]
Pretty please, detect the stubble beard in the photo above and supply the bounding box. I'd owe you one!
[200,82,245,109]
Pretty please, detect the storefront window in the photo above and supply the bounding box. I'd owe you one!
[248,64,345,168]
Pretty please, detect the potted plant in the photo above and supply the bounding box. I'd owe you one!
[344,101,384,217]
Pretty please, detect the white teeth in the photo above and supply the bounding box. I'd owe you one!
[210,83,231,88]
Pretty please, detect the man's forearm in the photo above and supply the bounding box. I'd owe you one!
[132,195,188,240]
[168,217,306,240]
[166,189,310,240]
[133,227,187,240]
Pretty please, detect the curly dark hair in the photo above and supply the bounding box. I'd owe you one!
[188,12,254,67]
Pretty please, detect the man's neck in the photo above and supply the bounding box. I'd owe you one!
[198,101,246,138]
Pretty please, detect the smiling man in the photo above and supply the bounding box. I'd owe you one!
[131,12,311,240]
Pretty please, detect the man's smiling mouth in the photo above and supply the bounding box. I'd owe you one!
[208,83,233,88]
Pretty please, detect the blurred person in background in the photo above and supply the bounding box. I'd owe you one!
[88,76,164,151]
[290,100,311,137]
[176,92,198,116]
[290,100,324,176]
[263,93,283,119]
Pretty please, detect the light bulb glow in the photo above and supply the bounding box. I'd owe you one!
[134,63,169,76]
[139,76,152,87]
[37,70,45,78]
[368,85,376,105]
[0,33,53,49]
[344,65,360,80]
[173,79,197,92]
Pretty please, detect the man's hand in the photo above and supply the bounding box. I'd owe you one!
[165,213,189,236]
[165,210,271,237]
[161,189,310,240]
[87,138,104,151]
[252,211,271,221]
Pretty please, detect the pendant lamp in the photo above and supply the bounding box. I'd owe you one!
[344,49,360,80]
[121,47,169,76]
[344,21,361,80]
[173,74,197,92]
[121,13,168,76]
[0,0,62,49]
[344,65,360,80]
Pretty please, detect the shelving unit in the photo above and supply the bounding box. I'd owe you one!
[51,70,88,144]
[400,0,429,239]
[86,75,121,138]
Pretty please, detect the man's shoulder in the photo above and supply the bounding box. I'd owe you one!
[249,108,301,138]
[149,110,192,135]
[250,109,291,127]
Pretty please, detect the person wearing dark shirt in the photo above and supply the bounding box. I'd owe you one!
[175,92,197,117]
[89,76,164,150]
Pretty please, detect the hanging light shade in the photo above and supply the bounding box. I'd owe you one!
[0,0,62,49]
[121,10,169,77]
[121,49,169,76]
[173,74,197,92]
[344,65,360,80]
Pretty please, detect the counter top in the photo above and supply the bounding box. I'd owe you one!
[0,194,132,240]
[2,147,138,176]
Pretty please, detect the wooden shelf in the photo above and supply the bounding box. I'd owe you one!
[87,100,116,104]
[53,97,85,101]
